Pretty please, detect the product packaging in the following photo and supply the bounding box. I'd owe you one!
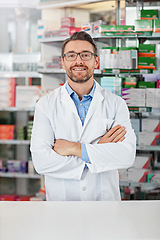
[138,56,156,70]
[132,154,153,169]
[138,132,160,146]
[153,19,160,33]
[138,44,156,57]
[16,86,41,108]
[142,119,160,132]
[122,88,146,107]
[141,9,159,20]
[138,81,156,88]
[135,19,153,31]
[61,17,75,28]
[0,78,15,108]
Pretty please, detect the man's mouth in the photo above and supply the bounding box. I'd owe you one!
[71,67,87,71]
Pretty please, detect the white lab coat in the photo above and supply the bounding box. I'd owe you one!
[30,81,136,201]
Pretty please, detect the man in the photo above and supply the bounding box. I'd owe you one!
[30,31,136,201]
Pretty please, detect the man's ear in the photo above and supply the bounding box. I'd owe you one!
[95,55,100,69]
[61,57,66,70]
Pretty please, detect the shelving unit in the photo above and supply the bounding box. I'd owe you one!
[38,24,160,199]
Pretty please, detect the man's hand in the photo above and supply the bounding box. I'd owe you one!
[98,125,126,144]
[53,139,81,158]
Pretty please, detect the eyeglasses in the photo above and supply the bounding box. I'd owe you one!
[63,51,97,61]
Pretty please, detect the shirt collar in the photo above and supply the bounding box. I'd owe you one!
[65,81,96,98]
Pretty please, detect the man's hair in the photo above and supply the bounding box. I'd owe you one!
[61,31,97,57]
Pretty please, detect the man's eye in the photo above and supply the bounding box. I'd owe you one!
[82,53,90,58]
[68,54,75,58]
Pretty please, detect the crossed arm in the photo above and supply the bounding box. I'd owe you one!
[53,125,126,158]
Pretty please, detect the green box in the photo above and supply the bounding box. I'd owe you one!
[153,19,160,33]
[102,47,119,54]
[138,57,156,69]
[138,81,156,88]
[141,9,159,20]
[119,47,137,51]
[135,20,153,31]
[99,25,116,32]
[116,25,135,31]
[138,44,156,53]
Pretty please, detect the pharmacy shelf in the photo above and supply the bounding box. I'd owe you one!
[0,71,42,78]
[136,145,160,151]
[0,140,30,145]
[38,68,66,74]
[39,33,160,44]
[0,172,41,179]
[120,181,160,187]
[38,68,101,74]
[0,107,35,112]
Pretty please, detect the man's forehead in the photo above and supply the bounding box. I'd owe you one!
[64,40,94,51]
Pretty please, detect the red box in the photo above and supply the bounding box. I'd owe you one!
[61,17,75,28]
[0,195,17,201]
[0,125,15,139]
[60,27,81,36]
[15,195,31,201]
[157,79,160,88]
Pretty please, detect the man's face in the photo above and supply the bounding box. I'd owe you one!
[61,40,99,84]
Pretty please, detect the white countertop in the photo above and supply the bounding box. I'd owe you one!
[0,201,160,240]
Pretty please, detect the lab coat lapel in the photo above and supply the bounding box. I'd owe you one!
[60,84,82,125]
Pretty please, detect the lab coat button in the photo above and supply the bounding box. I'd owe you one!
[82,186,87,191]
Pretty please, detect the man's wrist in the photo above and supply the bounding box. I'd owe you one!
[71,142,81,158]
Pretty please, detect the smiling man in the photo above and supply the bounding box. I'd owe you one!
[31,31,136,201]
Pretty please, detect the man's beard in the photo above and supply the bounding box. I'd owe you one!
[66,65,93,83]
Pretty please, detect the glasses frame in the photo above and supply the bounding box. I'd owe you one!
[62,51,97,62]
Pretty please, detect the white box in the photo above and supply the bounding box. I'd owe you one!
[138,132,160,146]
[142,119,160,132]
[155,89,160,108]
[132,154,152,169]
[128,168,150,182]
[146,88,155,107]
[118,50,132,69]
[16,86,41,108]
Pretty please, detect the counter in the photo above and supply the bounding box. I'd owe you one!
[0,201,160,240]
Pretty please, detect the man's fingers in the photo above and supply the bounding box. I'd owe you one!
[109,127,126,142]
[112,130,126,142]
[104,125,122,138]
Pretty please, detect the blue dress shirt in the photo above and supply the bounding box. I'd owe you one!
[65,81,96,164]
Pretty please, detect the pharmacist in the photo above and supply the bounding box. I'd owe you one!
[31,31,136,201]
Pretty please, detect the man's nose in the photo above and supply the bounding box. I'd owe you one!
[75,54,83,64]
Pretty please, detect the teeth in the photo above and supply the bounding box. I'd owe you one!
[73,68,86,71]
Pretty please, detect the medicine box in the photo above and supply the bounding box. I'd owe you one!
[153,19,160,33]
[135,20,153,31]
[132,154,153,169]
[116,25,135,31]
[81,23,92,35]
[0,125,15,140]
[138,44,156,57]
[138,81,156,88]
[138,57,156,70]
[61,17,75,28]
[128,168,150,182]
[16,86,41,108]
[142,119,160,132]
[99,25,116,33]
[138,132,160,146]
[141,9,159,20]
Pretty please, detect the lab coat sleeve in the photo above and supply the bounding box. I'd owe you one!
[30,98,85,180]
[85,98,136,173]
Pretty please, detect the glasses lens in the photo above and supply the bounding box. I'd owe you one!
[80,52,92,61]
[65,53,77,61]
